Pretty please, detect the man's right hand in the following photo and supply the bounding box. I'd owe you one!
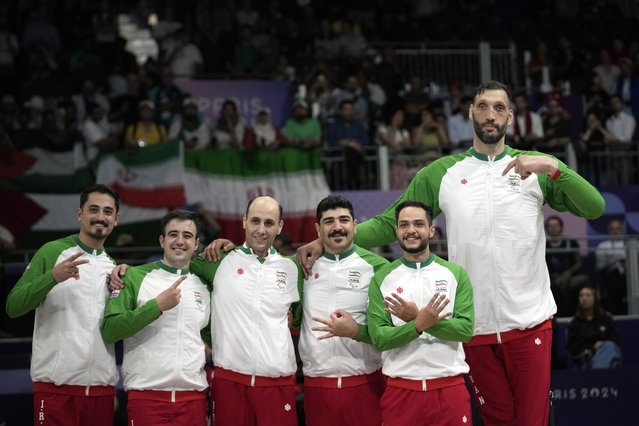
[156,275,187,312]
[295,238,323,278]
[414,293,451,334]
[204,239,236,262]
[52,252,89,283]
[108,264,129,290]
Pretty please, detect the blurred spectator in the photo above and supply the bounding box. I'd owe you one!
[165,29,203,80]
[35,109,80,152]
[376,108,410,189]
[110,72,147,127]
[402,76,430,130]
[507,91,544,151]
[539,94,572,152]
[567,286,622,369]
[72,78,110,124]
[610,57,639,116]
[252,108,283,149]
[124,100,167,150]
[332,74,370,125]
[81,101,119,157]
[1,95,21,134]
[545,215,588,316]
[605,95,636,144]
[169,98,212,151]
[307,73,336,123]
[447,94,474,154]
[213,99,247,149]
[235,0,260,28]
[281,99,322,149]
[183,201,221,247]
[411,108,448,164]
[232,25,258,76]
[592,49,620,94]
[326,99,370,189]
[580,111,607,148]
[333,20,367,59]
[583,72,610,118]
[69,36,105,90]
[595,218,627,315]
[527,39,555,89]
[148,65,188,129]
[20,43,64,98]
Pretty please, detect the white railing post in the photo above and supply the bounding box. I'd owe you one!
[378,145,390,191]
[479,41,492,83]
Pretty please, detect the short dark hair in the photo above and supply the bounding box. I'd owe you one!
[473,80,512,104]
[395,200,433,225]
[316,195,354,223]
[80,184,120,212]
[545,215,563,229]
[338,99,354,111]
[245,197,283,221]
[160,209,201,237]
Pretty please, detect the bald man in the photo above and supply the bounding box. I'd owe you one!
[191,196,302,426]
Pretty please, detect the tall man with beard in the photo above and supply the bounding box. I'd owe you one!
[6,185,121,426]
[367,200,474,426]
[298,80,605,425]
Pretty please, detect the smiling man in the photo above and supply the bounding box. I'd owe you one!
[6,184,121,426]
[101,210,211,426]
[298,80,606,425]
[367,200,474,426]
[190,196,302,426]
[298,195,389,426]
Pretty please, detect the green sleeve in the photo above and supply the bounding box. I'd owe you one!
[354,156,457,248]
[427,259,474,342]
[101,267,161,344]
[190,252,226,288]
[367,264,421,351]
[354,323,372,343]
[530,153,605,219]
[6,243,61,318]
[354,247,391,344]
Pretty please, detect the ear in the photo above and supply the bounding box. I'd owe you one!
[315,222,321,238]
[159,235,165,248]
[428,225,436,239]
[468,104,473,120]
[76,207,82,223]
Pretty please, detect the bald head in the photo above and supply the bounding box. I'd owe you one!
[243,196,284,257]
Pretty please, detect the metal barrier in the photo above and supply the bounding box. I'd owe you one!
[371,41,519,89]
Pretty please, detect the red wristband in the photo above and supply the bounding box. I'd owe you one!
[549,168,561,181]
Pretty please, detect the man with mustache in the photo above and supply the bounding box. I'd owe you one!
[101,210,211,425]
[298,80,605,425]
[297,195,389,426]
[6,185,121,426]
[367,200,474,425]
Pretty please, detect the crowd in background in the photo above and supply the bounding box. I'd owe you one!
[1,0,638,167]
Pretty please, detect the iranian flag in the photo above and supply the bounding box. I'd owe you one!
[95,141,186,208]
[184,147,330,244]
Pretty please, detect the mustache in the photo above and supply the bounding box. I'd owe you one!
[329,230,347,237]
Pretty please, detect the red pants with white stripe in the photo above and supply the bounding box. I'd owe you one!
[464,327,552,426]
[127,398,207,426]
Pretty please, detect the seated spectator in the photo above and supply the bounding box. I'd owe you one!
[610,57,639,116]
[332,74,370,125]
[376,108,410,189]
[596,218,627,314]
[148,65,188,128]
[410,108,448,164]
[72,78,110,124]
[213,99,248,149]
[545,215,589,316]
[507,91,543,151]
[401,76,430,129]
[605,94,636,144]
[567,286,622,369]
[124,100,168,150]
[538,94,572,152]
[281,99,322,149]
[35,109,80,152]
[252,108,283,149]
[169,97,212,150]
[326,99,370,189]
[447,95,474,153]
[81,101,119,157]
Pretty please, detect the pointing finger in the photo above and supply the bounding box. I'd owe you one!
[502,158,517,176]
[66,252,85,262]
[172,275,187,288]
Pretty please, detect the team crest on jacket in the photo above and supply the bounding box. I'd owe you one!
[275,271,288,289]
[435,279,448,293]
[396,287,404,294]
[347,270,362,288]
[314,272,320,280]
[193,290,205,311]
[237,268,244,275]
[109,288,121,298]
[507,174,521,192]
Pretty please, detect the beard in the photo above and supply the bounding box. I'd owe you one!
[473,119,508,145]
[399,238,429,254]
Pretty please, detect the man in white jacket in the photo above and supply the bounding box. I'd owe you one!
[298,195,389,426]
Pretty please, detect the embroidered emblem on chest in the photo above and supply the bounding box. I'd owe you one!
[347,270,362,288]
[275,270,288,290]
